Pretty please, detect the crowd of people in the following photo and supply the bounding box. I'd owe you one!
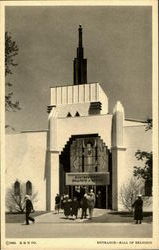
[55,189,96,220]
[23,191,144,225]
[55,192,144,223]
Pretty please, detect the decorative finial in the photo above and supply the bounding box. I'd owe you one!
[113,101,125,119]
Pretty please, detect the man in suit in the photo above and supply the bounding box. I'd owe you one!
[80,194,88,219]
[24,195,35,225]
[87,190,96,220]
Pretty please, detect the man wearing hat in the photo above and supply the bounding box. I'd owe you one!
[24,195,35,225]
[87,190,96,220]
[132,194,143,224]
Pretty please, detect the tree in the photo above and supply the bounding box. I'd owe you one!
[133,150,152,183]
[133,118,152,195]
[145,118,152,131]
[5,31,20,112]
[119,177,151,211]
[6,182,38,213]
[120,178,143,211]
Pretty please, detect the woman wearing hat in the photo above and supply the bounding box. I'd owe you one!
[24,195,35,225]
[132,195,143,224]
[63,195,71,219]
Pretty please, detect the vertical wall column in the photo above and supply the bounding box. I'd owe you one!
[46,106,60,211]
[112,147,126,210]
[112,101,126,210]
[45,130,51,211]
[50,152,59,210]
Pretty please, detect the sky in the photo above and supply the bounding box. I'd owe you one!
[5,5,152,132]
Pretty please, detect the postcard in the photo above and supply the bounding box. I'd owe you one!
[1,0,158,249]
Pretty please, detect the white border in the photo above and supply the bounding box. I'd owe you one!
[0,0,158,249]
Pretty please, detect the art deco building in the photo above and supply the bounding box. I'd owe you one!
[5,26,152,211]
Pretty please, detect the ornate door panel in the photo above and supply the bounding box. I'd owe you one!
[70,136,109,173]
[70,139,83,172]
[97,137,109,172]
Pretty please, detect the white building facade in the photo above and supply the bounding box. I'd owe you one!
[5,26,152,212]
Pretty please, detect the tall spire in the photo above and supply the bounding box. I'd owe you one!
[78,24,83,48]
[73,25,87,85]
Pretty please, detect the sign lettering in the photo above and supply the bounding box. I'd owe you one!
[65,172,109,186]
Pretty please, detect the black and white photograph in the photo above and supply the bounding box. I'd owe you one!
[1,0,158,249]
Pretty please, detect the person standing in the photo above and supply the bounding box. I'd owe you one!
[96,190,102,208]
[74,188,82,208]
[87,190,96,220]
[71,197,79,219]
[132,195,143,224]
[55,193,60,214]
[60,194,64,211]
[80,194,88,219]
[24,195,35,225]
[63,195,70,219]
[90,189,95,200]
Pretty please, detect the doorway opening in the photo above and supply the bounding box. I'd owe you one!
[59,134,112,209]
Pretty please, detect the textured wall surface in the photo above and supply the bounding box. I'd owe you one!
[5,132,47,211]
[5,120,152,211]
[57,114,112,152]
[50,83,108,117]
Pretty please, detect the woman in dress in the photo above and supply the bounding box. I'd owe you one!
[63,195,71,219]
[132,195,143,224]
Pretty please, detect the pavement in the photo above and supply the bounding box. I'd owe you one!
[34,208,112,223]
[5,209,152,238]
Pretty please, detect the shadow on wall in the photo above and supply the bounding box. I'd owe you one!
[88,102,102,115]
[44,130,51,211]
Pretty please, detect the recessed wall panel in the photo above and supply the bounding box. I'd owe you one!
[79,84,84,103]
[57,87,62,105]
[68,86,73,104]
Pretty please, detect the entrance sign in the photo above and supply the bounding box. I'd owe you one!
[66,172,109,186]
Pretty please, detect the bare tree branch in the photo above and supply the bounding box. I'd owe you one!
[6,183,38,213]
[119,177,151,211]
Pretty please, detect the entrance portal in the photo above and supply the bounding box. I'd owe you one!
[59,134,112,209]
